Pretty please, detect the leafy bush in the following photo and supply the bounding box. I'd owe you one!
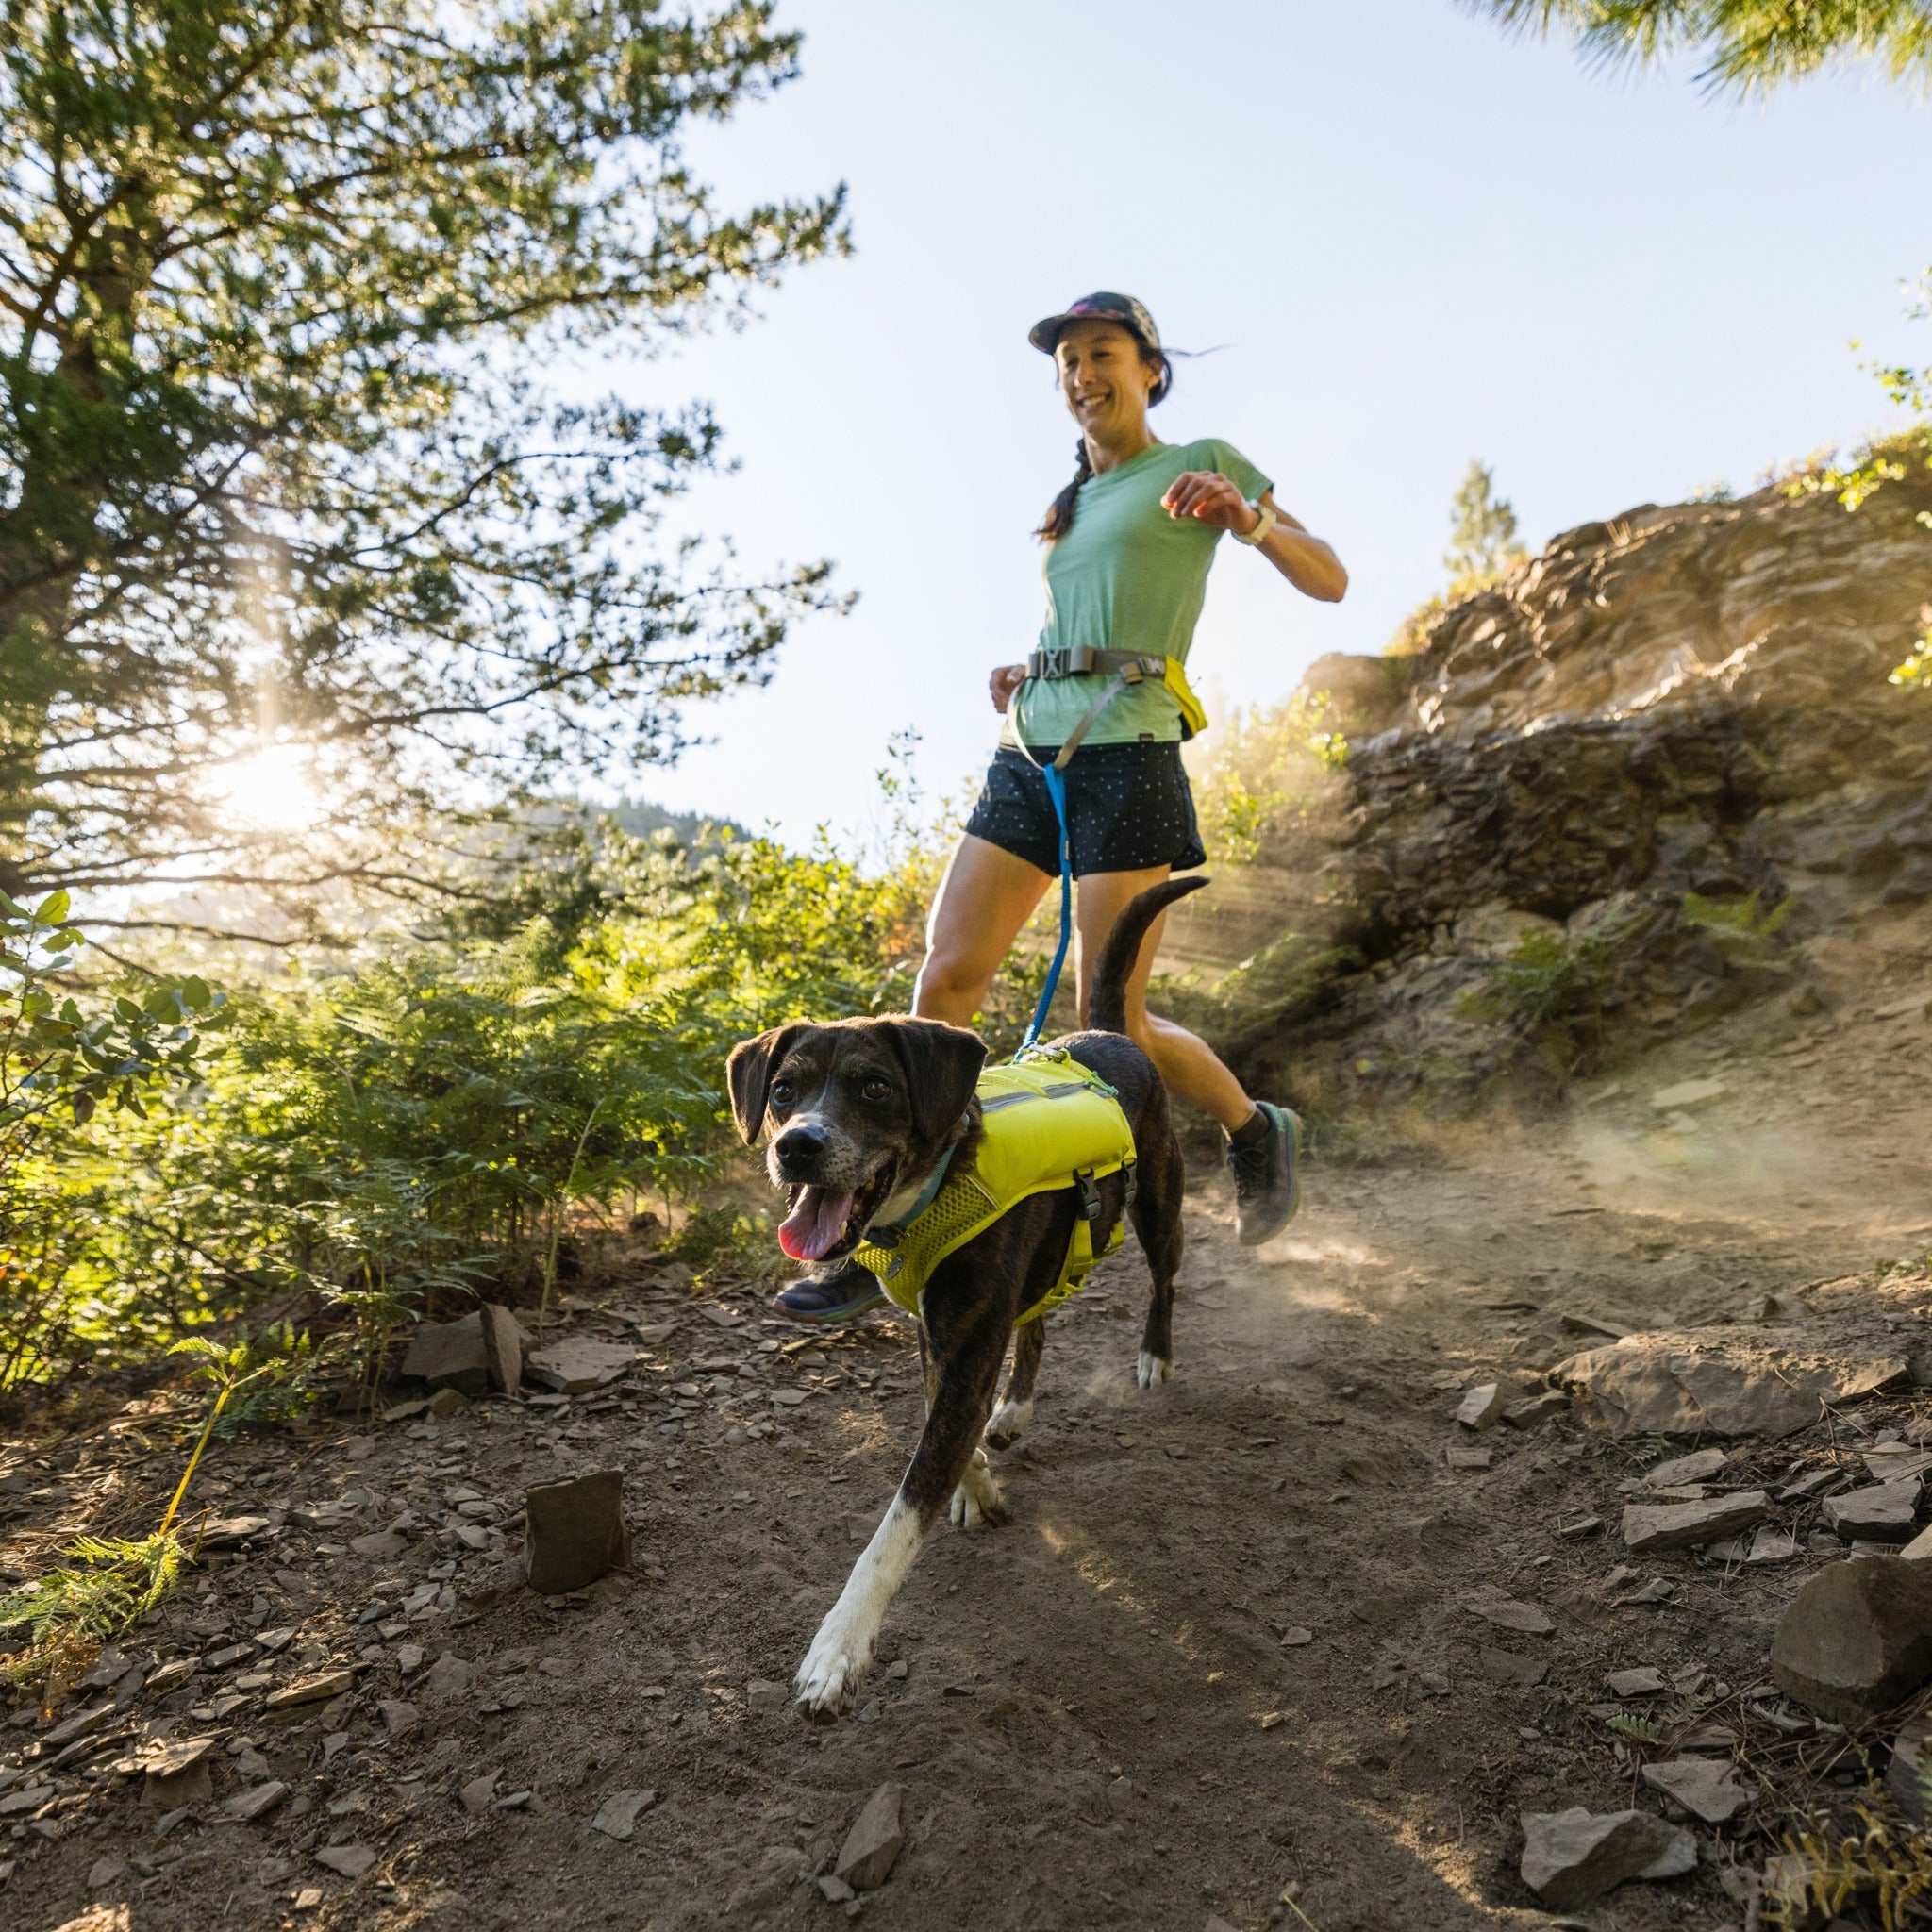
[1459,906,1654,1074]
[1,808,975,1392]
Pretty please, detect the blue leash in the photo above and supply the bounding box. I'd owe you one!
[1019,761,1073,1052]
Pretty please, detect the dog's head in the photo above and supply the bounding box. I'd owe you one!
[726,1016,986,1266]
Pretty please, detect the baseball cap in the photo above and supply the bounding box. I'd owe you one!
[1028,292,1162,356]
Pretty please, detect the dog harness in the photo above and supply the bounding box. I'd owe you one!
[1009,648,1208,1052]
[853,1050,1136,1325]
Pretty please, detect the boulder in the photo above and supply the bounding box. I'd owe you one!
[523,1469,630,1593]
[1771,1557,1932,1723]
[1519,1807,1696,1909]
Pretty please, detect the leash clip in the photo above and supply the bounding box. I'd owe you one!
[1073,1168,1103,1224]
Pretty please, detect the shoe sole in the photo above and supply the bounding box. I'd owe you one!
[1236,1104,1303,1248]
[775,1287,888,1325]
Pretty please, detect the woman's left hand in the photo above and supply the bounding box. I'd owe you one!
[1161,470,1258,535]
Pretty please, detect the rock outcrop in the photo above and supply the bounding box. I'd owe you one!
[1164,475,1932,1099]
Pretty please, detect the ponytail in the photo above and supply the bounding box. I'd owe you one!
[1035,438,1094,543]
[1033,341,1172,542]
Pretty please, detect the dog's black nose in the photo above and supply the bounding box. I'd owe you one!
[773,1124,827,1174]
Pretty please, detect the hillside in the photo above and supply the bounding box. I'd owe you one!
[1163,471,1932,1112]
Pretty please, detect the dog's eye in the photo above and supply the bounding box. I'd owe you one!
[861,1075,891,1101]
[771,1079,794,1105]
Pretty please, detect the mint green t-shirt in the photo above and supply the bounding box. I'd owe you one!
[1008,436,1272,750]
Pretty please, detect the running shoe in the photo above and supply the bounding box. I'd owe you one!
[1226,1102,1303,1247]
[774,1257,886,1324]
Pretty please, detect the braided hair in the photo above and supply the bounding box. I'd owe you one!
[1035,339,1173,542]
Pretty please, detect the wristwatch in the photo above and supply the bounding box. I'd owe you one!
[1234,499,1277,546]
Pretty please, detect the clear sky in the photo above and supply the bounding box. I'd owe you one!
[619,0,1929,849]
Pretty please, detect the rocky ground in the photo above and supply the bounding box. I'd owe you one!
[4,943,1932,1932]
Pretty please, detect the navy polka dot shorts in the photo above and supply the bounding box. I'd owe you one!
[965,741,1208,878]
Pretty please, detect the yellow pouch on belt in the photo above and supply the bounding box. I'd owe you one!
[1161,657,1208,740]
[853,1052,1136,1324]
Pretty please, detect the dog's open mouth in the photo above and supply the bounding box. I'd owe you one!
[777,1166,896,1264]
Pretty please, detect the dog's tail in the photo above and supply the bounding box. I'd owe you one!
[1087,876,1208,1036]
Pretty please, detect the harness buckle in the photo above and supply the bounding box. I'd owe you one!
[1026,644,1097,680]
[1073,1169,1103,1224]
[1121,1158,1138,1209]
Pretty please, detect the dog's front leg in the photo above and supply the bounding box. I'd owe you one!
[794,1301,1008,1722]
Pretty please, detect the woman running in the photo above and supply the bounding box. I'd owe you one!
[780,291,1346,1324]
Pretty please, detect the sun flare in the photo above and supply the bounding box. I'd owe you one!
[208,742,325,834]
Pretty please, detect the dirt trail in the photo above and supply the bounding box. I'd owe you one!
[5,981,1932,1932]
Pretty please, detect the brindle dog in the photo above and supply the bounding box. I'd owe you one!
[727,876,1201,1719]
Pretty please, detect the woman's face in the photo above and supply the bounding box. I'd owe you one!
[1055,319,1158,443]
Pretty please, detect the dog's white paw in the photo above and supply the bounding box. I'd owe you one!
[984,1398,1033,1450]
[949,1447,1007,1528]
[1136,1350,1173,1389]
[794,1612,870,1722]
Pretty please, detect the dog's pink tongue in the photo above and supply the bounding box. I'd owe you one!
[778,1187,857,1262]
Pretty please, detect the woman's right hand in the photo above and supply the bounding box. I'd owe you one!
[990,663,1027,713]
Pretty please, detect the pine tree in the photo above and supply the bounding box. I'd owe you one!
[0,0,846,921]
[1444,461,1528,596]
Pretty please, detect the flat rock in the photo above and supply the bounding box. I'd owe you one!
[1864,1445,1932,1484]
[419,1654,473,1703]
[1623,1491,1769,1553]
[836,1782,906,1892]
[1460,1594,1554,1635]
[1520,1807,1696,1909]
[1504,1391,1569,1428]
[314,1843,378,1879]
[377,1700,419,1738]
[224,1781,289,1823]
[400,1313,491,1395]
[349,1527,408,1560]
[1557,1336,1907,1439]
[1455,1382,1503,1429]
[458,1772,498,1816]
[1641,1757,1751,1824]
[481,1303,529,1397]
[1606,1667,1666,1697]
[1772,1557,1932,1723]
[1479,1647,1547,1687]
[524,1469,629,1593]
[267,1669,356,1710]
[1822,1480,1921,1542]
[1650,1077,1728,1111]
[200,1515,274,1548]
[1902,1523,1932,1561]
[591,1788,657,1840]
[1888,1715,1932,1823]
[1646,1448,1728,1487]
[525,1339,638,1395]
[135,1735,217,1778]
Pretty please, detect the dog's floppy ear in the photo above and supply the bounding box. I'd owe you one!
[884,1018,986,1146]
[726,1024,804,1145]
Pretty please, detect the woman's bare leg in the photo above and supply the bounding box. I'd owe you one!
[913,835,1052,1026]
[1072,867,1254,1133]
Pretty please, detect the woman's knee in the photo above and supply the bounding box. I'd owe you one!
[915,942,993,1011]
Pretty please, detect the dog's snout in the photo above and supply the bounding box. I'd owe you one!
[773,1123,827,1174]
